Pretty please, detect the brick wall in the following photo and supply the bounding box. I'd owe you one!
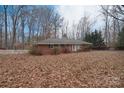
[36,44,73,55]
[36,45,52,55]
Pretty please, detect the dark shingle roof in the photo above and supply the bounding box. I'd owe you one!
[35,38,92,45]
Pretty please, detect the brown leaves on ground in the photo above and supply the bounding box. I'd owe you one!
[0,51,124,88]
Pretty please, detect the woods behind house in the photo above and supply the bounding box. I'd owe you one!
[0,5,124,50]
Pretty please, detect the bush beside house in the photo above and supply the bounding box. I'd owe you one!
[81,45,92,51]
[29,46,42,55]
[52,47,60,55]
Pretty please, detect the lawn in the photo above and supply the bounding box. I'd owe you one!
[0,51,124,87]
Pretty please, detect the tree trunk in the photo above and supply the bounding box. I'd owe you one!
[112,18,116,47]
[32,28,34,43]
[0,25,2,48]
[117,20,120,33]
[4,6,8,49]
[12,24,16,49]
[55,25,57,38]
[36,25,40,42]
[28,26,31,44]
[21,18,25,49]
[104,13,109,46]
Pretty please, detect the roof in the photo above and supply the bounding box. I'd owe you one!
[34,38,92,45]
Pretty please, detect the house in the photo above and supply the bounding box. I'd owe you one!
[33,38,92,55]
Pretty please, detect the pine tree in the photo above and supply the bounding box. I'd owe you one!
[84,30,106,49]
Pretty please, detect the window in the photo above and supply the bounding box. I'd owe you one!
[61,45,65,48]
[48,44,54,48]
[54,45,58,47]
[48,44,60,48]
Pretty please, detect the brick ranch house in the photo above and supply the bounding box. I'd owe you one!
[33,38,92,55]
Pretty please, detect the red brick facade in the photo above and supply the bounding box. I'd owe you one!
[34,43,92,55]
[35,44,73,55]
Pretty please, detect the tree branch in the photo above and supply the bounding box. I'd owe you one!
[101,5,124,22]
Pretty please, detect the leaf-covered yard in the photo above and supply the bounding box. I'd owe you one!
[0,51,124,88]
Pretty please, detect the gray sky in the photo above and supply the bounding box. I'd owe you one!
[57,5,104,30]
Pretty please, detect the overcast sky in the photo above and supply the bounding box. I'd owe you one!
[57,5,104,30]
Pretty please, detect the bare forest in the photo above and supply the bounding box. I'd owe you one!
[0,5,124,49]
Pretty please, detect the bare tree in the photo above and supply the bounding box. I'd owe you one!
[40,6,55,39]
[61,21,69,38]
[77,15,95,40]
[27,13,33,43]
[101,5,123,47]
[0,13,4,48]
[26,6,55,42]
[52,13,63,38]
[19,6,29,49]
[10,6,24,49]
[3,5,8,49]
[101,5,124,22]
[26,6,38,44]
[110,6,121,47]
[71,21,77,40]
[0,5,65,49]
[0,25,2,48]
[101,6,111,46]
